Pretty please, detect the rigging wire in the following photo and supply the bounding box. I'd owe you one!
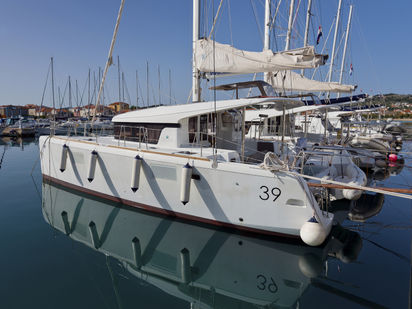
[270,0,282,51]
[290,0,302,48]
[208,0,224,39]
[40,60,51,110]
[212,0,218,162]
[311,16,336,81]
[227,0,233,46]
[353,10,383,93]
[91,0,125,125]
[250,0,264,46]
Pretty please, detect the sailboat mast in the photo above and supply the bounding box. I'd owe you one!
[158,64,161,105]
[51,57,56,134]
[192,0,200,102]
[68,75,72,109]
[301,0,313,75]
[169,69,172,105]
[118,55,121,101]
[75,80,79,107]
[328,0,343,84]
[122,72,125,102]
[285,0,295,51]
[136,70,139,108]
[263,0,271,83]
[88,68,91,119]
[146,61,149,106]
[338,4,353,98]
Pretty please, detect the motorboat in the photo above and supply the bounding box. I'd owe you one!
[0,117,35,137]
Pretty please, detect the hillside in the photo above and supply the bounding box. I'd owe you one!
[368,93,412,106]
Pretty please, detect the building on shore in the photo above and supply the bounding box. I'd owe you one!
[108,102,129,113]
[0,105,29,118]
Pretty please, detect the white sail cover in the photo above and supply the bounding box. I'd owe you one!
[271,70,356,93]
[195,38,327,74]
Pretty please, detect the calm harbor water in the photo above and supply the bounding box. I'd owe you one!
[0,135,411,308]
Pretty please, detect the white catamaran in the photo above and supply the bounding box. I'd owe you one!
[39,0,334,246]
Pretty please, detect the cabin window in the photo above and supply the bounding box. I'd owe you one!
[199,115,208,140]
[188,117,197,143]
[189,115,209,143]
[114,123,179,144]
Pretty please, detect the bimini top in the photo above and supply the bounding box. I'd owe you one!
[113,97,284,124]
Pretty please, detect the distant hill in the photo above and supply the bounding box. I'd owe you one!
[368,94,412,106]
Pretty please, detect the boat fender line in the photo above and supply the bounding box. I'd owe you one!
[180,163,193,205]
[131,155,142,192]
[300,216,328,246]
[88,150,98,182]
[60,144,69,172]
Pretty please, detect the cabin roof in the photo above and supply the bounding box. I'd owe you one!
[113,97,281,124]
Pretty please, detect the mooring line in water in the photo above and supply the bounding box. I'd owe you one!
[350,221,412,228]
[307,182,412,194]
[30,157,39,176]
[0,145,6,169]
[364,238,410,263]
[310,279,389,309]
[285,171,412,199]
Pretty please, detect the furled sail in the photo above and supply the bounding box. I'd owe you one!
[270,70,357,93]
[195,38,328,74]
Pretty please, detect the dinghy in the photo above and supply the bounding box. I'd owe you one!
[301,148,367,201]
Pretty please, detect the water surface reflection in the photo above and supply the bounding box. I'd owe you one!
[42,181,373,308]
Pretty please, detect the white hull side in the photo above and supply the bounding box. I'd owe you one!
[40,136,329,238]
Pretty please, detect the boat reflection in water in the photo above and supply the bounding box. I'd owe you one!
[0,136,36,148]
[330,192,385,224]
[42,181,363,308]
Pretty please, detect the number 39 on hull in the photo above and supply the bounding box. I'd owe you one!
[39,98,333,246]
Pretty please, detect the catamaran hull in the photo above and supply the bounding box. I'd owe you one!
[39,136,333,243]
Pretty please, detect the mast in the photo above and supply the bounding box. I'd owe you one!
[51,57,56,134]
[158,64,161,105]
[88,68,91,119]
[169,69,172,105]
[122,72,125,102]
[338,4,353,98]
[192,0,200,102]
[75,80,79,108]
[301,0,313,75]
[117,55,121,101]
[135,70,139,108]
[285,0,295,51]
[328,0,343,84]
[146,61,149,106]
[98,67,102,106]
[68,75,72,109]
[94,71,97,107]
[263,0,271,83]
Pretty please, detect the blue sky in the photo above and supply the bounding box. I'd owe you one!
[0,0,411,107]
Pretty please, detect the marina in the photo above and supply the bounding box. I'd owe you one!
[0,134,411,307]
[1,0,412,308]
